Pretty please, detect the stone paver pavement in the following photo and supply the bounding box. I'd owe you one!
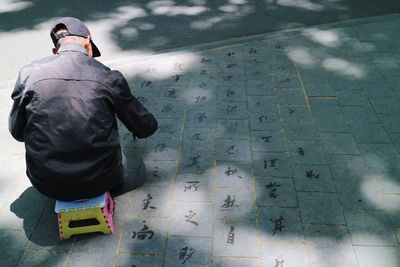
[2,14,400,267]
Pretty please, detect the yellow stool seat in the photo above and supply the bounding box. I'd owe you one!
[55,192,115,240]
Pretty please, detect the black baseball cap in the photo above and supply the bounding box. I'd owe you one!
[50,17,101,57]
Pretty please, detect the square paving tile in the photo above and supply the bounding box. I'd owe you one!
[190,77,218,91]
[279,105,314,124]
[249,111,281,131]
[175,174,213,202]
[243,45,268,57]
[216,139,251,162]
[179,148,214,175]
[217,86,246,102]
[245,67,270,81]
[297,192,345,224]
[151,118,184,137]
[293,164,335,192]
[288,141,327,164]
[182,128,215,151]
[345,209,397,246]
[154,100,185,119]
[220,64,245,76]
[251,131,286,152]
[261,242,310,267]
[215,162,253,188]
[185,107,217,128]
[271,74,301,88]
[355,246,400,267]
[219,73,246,87]
[184,88,216,108]
[163,71,192,86]
[142,160,176,187]
[170,202,213,237]
[304,81,336,97]
[258,207,303,242]
[247,96,278,113]
[144,139,181,161]
[215,187,256,220]
[164,237,212,267]
[304,224,358,266]
[217,119,249,140]
[191,55,220,71]
[127,186,174,218]
[255,178,297,207]
[217,47,244,61]
[320,133,359,155]
[119,217,168,254]
[253,152,292,177]
[217,102,248,119]
[213,219,258,257]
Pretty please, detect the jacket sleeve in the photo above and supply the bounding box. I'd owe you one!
[110,71,158,138]
[9,73,30,142]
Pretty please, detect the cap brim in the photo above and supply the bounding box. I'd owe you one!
[91,40,101,57]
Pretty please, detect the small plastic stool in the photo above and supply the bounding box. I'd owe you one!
[55,192,115,240]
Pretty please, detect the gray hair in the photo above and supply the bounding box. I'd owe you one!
[55,28,86,48]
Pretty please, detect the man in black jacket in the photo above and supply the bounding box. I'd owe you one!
[8,17,158,201]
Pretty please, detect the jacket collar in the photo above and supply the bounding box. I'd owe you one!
[57,43,88,56]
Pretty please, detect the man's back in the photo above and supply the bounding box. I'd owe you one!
[9,43,158,200]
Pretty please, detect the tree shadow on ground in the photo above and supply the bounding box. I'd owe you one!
[1,0,399,53]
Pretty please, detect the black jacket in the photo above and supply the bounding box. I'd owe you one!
[9,43,158,200]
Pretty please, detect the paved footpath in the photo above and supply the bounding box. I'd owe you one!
[1,14,400,267]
